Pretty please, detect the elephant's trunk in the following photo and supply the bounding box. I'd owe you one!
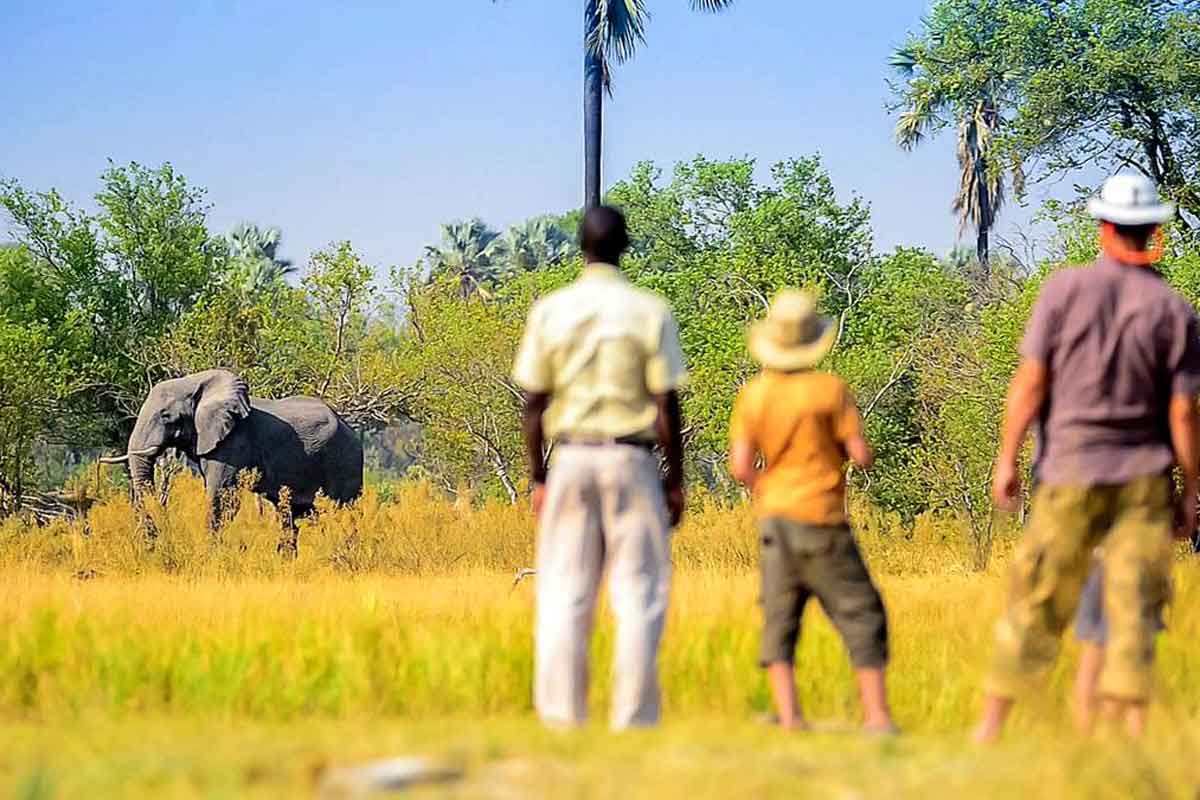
[125,407,162,499]
[128,452,156,496]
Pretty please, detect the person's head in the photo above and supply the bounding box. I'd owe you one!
[1087,174,1174,265]
[1105,222,1158,253]
[747,289,836,373]
[579,205,630,265]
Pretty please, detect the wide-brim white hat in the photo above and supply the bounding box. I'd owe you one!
[747,290,837,371]
[1087,173,1175,226]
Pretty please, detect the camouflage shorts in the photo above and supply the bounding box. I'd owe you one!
[986,475,1174,701]
[1074,562,1167,645]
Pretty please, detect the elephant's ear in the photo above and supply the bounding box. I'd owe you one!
[195,372,251,456]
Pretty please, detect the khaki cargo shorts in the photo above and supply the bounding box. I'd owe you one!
[986,475,1174,701]
[758,518,888,669]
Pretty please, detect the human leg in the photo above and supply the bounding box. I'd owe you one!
[765,663,807,731]
[1074,643,1105,733]
[601,447,672,730]
[804,525,893,731]
[975,484,1101,743]
[1072,565,1107,733]
[1095,476,1173,737]
[534,448,604,727]
[758,518,809,731]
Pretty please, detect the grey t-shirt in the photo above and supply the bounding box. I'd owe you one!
[1022,257,1200,486]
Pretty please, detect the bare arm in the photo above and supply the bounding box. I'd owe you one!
[1169,394,1199,542]
[845,435,874,470]
[522,392,551,486]
[729,439,758,491]
[993,359,1048,508]
[655,390,686,526]
[999,360,1048,465]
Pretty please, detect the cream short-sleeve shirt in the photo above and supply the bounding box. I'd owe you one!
[512,263,688,441]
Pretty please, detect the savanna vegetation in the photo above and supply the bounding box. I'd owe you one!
[6,1,1200,798]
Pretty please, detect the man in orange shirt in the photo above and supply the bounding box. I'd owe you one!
[729,290,895,733]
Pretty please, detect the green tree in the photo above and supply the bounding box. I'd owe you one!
[893,0,1200,230]
[397,266,573,501]
[0,162,226,421]
[304,241,409,428]
[835,250,972,519]
[506,215,578,271]
[227,223,295,297]
[0,245,88,508]
[423,219,508,299]
[96,161,226,338]
[891,3,1022,270]
[157,241,410,431]
[607,155,874,482]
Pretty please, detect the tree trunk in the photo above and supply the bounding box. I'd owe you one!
[584,2,604,210]
[977,223,990,275]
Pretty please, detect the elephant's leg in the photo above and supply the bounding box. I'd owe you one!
[137,510,158,548]
[203,461,238,534]
[276,518,299,558]
[276,495,313,559]
[131,487,159,547]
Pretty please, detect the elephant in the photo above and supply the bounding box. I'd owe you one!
[102,369,363,552]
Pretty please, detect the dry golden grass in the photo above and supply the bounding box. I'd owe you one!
[0,474,1020,578]
[3,565,1200,798]
[4,477,1200,798]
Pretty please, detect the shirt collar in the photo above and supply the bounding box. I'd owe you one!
[580,262,626,282]
[1097,253,1161,273]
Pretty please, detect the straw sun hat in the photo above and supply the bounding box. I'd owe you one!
[747,290,836,372]
[1087,173,1175,226]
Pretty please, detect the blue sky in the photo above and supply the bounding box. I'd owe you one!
[2,1,1052,272]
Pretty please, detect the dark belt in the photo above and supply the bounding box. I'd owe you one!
[558,435,657,452]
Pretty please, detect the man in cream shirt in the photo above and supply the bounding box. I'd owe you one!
[513,205,687,729]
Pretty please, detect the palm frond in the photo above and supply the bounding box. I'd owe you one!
[425,218,510,299]
[689,0,736,11]
[895,105,939,151]
[587,0,651,64]
[506,216,577,271]
[889,46,920,75]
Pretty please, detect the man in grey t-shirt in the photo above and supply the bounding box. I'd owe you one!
[974,174,1200,743]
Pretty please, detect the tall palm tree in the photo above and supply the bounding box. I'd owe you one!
[584,1,736,209]
[507,216,577,271]
[892,50,1019,272]
[227,223,295,295]
[424,218,509,300]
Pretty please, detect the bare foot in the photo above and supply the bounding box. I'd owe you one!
[863,721,901,736]
[756,712,810,731]
[970,721,1001,745]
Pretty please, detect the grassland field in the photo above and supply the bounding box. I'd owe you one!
[3,476,1200,798]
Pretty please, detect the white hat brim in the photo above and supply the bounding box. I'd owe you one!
[1087,198,1175,226]
[747,317,837,372]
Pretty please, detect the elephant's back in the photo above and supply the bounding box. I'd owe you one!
[251,396,342,450]
[249,396,362,501]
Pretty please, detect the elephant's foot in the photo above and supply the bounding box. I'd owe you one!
[277,529,299,559]
[136,510,159,550]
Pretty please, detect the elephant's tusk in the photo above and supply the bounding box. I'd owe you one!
[98,447,158,464]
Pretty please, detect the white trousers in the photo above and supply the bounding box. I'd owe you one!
[535,444,672,729]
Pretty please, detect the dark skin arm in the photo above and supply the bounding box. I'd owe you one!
[522,392,551,514]
[521,389,686,527]
[655,390,686,527]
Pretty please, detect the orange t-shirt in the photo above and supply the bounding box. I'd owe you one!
[728,371,863,526]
